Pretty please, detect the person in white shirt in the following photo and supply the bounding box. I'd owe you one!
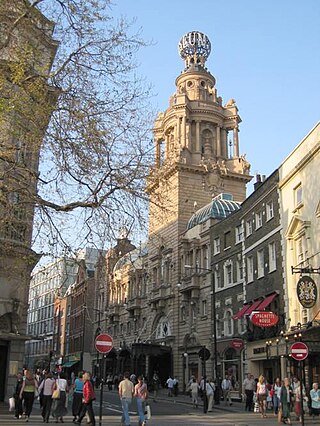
[166,376,174,397]
[221,374,232,406]
[38,372,55,423]
[206,378,216,412]
[189,378,199,408]
[242,373,255,411]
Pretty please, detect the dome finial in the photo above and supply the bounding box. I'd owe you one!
[178,31,211,68]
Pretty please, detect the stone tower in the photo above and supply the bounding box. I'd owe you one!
[0,0,58,401]
[148,31,251,240]
[144,31,251,381]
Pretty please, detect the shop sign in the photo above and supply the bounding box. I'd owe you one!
[231,339,244,349]
[297,276,317,308]
[251,311,279,327]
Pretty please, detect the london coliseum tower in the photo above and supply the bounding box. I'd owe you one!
[145,31,252,382]
[105,32,252,385]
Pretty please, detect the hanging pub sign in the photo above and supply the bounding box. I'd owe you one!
[297,275,317,308]
[250,311,279,327]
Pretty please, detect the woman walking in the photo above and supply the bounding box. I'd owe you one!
[72,372,84,423]
[76,372,96,426]
[38,372,55,423]
[19,369,38,422]
[134,376,148,426]
[310,382,320,421]
[256,375,267,418]
[280,377,293,424]
[190,378,199,408]
[52,373,68,423]
[272,378,282,416]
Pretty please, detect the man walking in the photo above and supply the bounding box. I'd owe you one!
[119,372,134,426]
[242,373,255,411]
[221,374,233,406]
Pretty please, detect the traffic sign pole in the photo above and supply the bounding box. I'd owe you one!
[95,334,113,426]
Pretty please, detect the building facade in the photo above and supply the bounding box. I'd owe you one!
[279,122,320,388]
[0,0,58,401]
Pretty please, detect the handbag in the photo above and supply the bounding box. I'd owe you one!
[9,396,15,412]
[52,388,60,399]
[144,402,151,420]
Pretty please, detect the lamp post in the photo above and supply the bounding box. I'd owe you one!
[184,264,219,403]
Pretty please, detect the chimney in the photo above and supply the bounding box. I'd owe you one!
[254,174,263,191]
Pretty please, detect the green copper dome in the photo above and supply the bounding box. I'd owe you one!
[187,193,240,230]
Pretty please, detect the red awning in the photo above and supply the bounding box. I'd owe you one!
[233,304,251,320]
[255,292,278,311]
[244,299,263,316]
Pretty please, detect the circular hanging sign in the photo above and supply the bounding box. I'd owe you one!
[251,311,279,328]
[297,276,317,308]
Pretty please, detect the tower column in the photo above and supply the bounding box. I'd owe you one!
[233,126,239,158]
[221,128,227,158]
[196,120,200,152]
[181,116,186,147]
[216,125,221,157]
[186,121,191,149]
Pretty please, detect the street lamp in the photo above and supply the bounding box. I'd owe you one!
[184,264,219,402]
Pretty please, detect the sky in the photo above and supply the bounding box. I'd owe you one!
[113,0,320,194]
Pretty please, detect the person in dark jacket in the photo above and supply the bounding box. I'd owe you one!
[14,372,24,419]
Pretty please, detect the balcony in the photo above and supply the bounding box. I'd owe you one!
[180,273,201,295]
[149,284,173,308]
[108,304,120,321]
[126,296,144,316]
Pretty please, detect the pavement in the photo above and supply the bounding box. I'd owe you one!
[0,389,318,425]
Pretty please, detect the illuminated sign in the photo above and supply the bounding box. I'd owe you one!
[251,311,279,327]
[297,276,317,308]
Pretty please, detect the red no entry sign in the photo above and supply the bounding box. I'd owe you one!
[95,334,113,354]
[291,342,308,361]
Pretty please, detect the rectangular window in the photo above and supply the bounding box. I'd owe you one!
[295,184,303,207]
[202,300,207,316]
[224,262,233,286]
[246,219,253,237]
[224,231,231,249]
[268,242,276,272]
[213,237,220,255]
[235,225,243,244]
[255,211,263,229]
[214,269,222,289]
[236,259,243,282]
[266,201,274,221]
[257,249,264,278]
[247,256,253,282]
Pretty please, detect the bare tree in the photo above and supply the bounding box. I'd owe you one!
[0,0,154,258]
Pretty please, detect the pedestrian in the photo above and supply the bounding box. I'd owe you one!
[280,377,293,424]
[166,376,174,397]
[76,372,96,426]
[256,374,267,418]
[152,372,160,401]
[118,371,134,426]
[52,372,68,423]
[72,372,84,423]
[221,374,232,406]
[310,382,320,422]
[13,372,24,419]
[134,376,148,426]
[294,380,304,422]
[107,373,113,391]
[272,377,282,416]
[173,377,179,397]
[38,372,55,423]
[19,369,38,422]
[190,378,199,408]
[206,378,215,412]
[242,373,255,412]
[130,373,137,386]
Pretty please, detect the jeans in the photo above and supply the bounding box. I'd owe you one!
[42,395,53,422]
[121,397,132,426]
[273,395,280,414]
[136,397,145,423]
